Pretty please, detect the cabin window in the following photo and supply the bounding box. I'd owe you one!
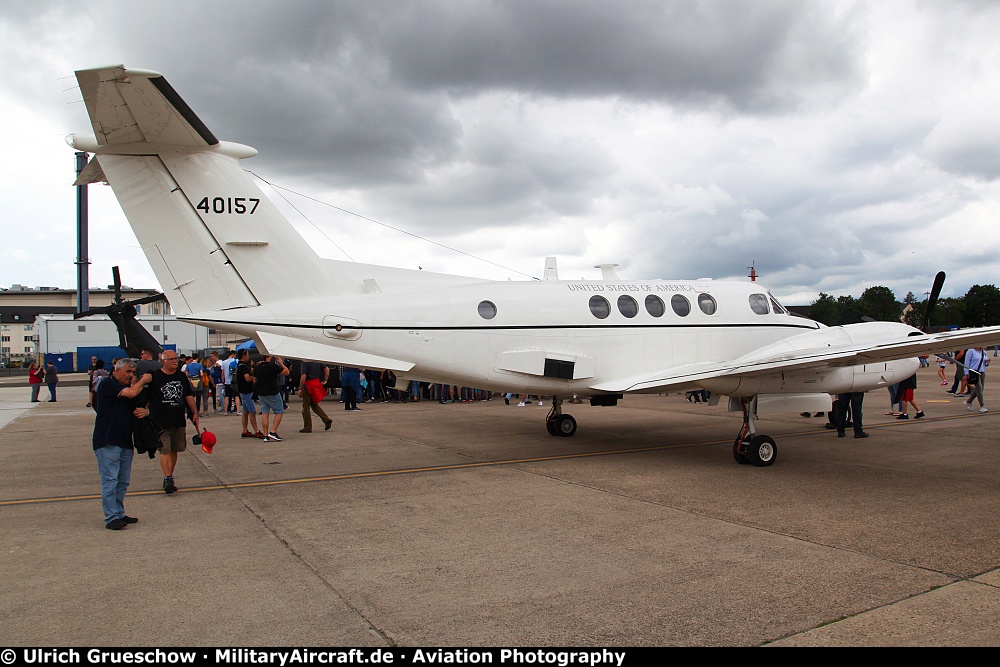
[645,295,665,317]
[749,294,769,315]
[698,293,718,315]
[769,293,788,315]
[589,295,611,319]
[671,295,691,317]
[477,300,497,320]
[617,295,638,318]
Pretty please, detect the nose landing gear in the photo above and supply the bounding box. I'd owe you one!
[733,397,777,466]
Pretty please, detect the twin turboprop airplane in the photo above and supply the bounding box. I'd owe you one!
[67,65,1000,466]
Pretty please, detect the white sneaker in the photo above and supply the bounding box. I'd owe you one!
[966,402,975,410]
[981,406,988,413]
[517,402,526,407]
[538,401,543,405]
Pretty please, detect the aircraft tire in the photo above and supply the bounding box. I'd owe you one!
[747,435,777,467]
[556,414,577,437]
[732,436,751,465]
[545,416,559,437]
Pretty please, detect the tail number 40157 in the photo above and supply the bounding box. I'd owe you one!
[196,197,260,215]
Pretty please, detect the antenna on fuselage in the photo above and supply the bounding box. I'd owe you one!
[595,263,620,281]
[748,261,757,282]
[543,257,559,281]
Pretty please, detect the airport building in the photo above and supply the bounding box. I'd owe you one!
[34,313,211,372]
[0,284,228,370]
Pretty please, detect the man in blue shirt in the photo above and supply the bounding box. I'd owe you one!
[963,346,989,412]
[92,358,153,530]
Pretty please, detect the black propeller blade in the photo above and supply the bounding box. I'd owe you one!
[922,271,946,332]
[74,266,166,358]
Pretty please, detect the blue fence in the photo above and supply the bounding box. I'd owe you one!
[76,345,177,372]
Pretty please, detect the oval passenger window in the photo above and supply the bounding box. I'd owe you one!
[617,295,638,318]
[645,295,665,317]
[698,293,717,315]
[477,300,497,320]
[589,295,611,319]
[671,294,691,317]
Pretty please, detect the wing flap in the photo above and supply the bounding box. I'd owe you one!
[256,332,414,372]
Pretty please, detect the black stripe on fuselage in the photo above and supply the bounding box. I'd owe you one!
[182,318,820,332]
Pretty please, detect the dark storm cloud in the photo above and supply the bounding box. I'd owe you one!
[60,0,865,189]
[384,1,862,111]
[8,0,1000,299]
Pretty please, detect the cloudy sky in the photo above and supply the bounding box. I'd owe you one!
[2,0,999,305]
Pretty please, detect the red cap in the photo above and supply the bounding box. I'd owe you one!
[200,430,217,454]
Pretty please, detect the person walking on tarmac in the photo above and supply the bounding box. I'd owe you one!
[299,361,333,433]
[146,350,200,494]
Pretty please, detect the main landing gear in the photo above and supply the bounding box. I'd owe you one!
[545,396,577,437]
[732,396,777,467]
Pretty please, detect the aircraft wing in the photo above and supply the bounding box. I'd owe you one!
[75,65,217,148]
[255,332,415,372]
[593,325,1000,393]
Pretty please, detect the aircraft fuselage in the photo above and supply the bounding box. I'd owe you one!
[183,277,917,397]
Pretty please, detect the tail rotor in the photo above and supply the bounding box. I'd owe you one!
[74,267,167,358]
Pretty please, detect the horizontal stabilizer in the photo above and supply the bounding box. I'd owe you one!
[255,332,414,372]
[75,65,216,148]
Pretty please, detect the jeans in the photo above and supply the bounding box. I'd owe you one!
[95,446,133,525]
[30,384,40,401]
[836,392,865,434]
[47,383,57,401]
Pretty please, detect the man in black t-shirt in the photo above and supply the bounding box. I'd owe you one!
[235,349,261,438]
[93,358,153,530]
[147,351,199,494]
[253,354,290,441]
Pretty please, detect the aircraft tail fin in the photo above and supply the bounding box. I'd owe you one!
[68,65,334,316]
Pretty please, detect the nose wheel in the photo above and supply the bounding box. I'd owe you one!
[733,397,777,466]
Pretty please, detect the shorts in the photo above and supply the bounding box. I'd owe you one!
[258,394,284,414]
[900,388,914,402]
[159,426,187,454]
[240,392,257,413]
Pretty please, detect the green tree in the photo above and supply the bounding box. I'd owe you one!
[903,301,925,329]
[858,285,900,322]
[961,284,1000,327]
[808,292,840,326]
[837,295,860,324]
[935,297,965,329]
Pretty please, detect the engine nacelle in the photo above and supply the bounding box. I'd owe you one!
[701,321,922,398]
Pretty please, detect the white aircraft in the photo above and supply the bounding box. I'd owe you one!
[67,65,1000,466]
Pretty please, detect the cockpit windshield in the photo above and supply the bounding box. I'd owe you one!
[768,292,788,315]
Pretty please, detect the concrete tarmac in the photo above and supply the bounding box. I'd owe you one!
[1,363,999,646]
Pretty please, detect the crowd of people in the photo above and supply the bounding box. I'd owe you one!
[37,342,994,531]
[78,347,516,530]
[801,345,992,438]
